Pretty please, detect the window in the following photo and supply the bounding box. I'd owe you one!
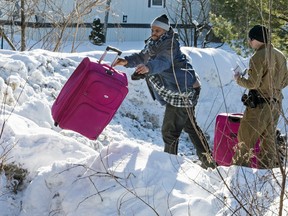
[123,15,127,23]
[152,0,163,6]
[148,0,165,7]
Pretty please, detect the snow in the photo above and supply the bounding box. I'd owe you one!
[0,41,287,216]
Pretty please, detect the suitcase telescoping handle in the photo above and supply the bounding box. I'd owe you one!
[106,46,122,55]
[98,46,122,66]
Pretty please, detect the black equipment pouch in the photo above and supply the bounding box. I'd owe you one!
[241,90,260,108]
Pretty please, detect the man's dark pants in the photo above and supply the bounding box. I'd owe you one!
[162,103,212,168]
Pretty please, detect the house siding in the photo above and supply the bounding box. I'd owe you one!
[0,0,209,43]
[100,0,168,41]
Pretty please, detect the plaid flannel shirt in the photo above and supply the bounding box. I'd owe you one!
[148,75,198,107]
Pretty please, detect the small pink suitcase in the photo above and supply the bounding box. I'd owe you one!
[51,46,128,140]
[213,113,260,168]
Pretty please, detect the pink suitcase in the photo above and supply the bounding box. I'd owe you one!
[51,46,128,140]
[213,113,260,168]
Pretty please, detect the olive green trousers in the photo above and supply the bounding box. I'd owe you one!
[233,101,281,169]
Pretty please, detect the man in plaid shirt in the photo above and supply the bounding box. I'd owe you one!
[114,14,215,169]
[148,75,198,107]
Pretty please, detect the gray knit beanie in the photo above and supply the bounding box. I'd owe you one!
[151,14,170,31]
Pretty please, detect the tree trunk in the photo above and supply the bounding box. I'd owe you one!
[20,0,26,51]
[103,0,111,43]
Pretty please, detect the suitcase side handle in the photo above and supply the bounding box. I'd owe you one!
[228,113,243,123]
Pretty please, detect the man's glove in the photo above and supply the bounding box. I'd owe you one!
[131,71,146,80]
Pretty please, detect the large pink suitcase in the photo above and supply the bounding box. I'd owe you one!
[51,46,128,140]
[213,113,260,168]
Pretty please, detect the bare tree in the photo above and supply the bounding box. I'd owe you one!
[33,0,106,52]
[166,0,211,47]
[0,0,106,52]
[20,0,26,51]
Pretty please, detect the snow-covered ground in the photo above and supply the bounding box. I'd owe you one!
[0,41,287,216]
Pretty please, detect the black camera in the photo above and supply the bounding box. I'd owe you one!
[131,71,146,80]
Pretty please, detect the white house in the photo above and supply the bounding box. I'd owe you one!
[0,0,210,46]
[100,0,176,42]
[86,0,210,42]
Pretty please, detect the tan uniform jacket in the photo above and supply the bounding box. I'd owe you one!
[237,44,288,101]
